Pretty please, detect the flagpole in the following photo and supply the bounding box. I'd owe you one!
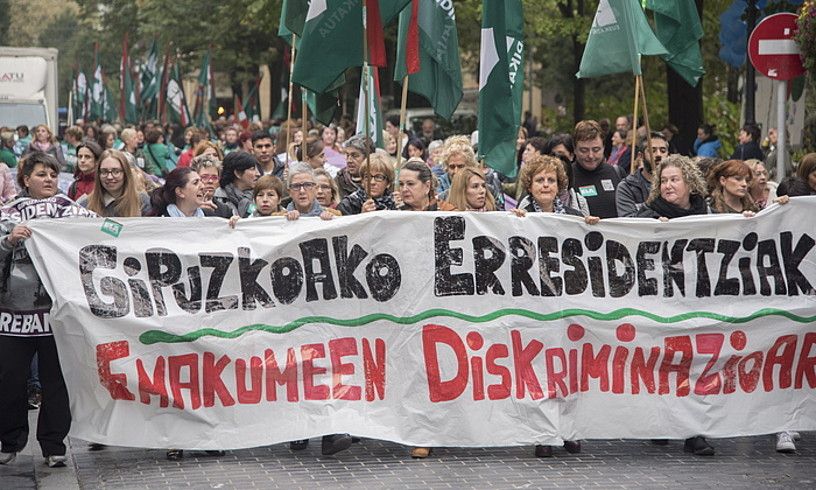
[301,89,308,159]
[630,76,640,175]
[362,2,372,198]
[285,34,296,168]
[396,75,409,172]
[637,75,654,173]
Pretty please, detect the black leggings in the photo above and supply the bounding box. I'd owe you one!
[0,335,71,457]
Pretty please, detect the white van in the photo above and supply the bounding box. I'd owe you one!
[0,47,59,132]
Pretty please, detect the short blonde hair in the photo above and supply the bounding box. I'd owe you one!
[440,135,478,171]
[360,152,395,191]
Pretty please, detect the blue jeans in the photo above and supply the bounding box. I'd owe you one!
[27,353,40,390]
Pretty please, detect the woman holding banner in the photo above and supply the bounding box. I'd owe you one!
[707,160,759,215]
[68,141,103,201]
[0,152,96,468]
[337,152,397,215]
[397,160,442,212]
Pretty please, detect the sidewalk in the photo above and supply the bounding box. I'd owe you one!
[3,414,815,489]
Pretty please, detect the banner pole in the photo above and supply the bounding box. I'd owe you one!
[301,90,308,160]
[285,34,296,168]
[363,3,372,198]
[630,75,640,175]
[396,75,409,172]
[638,75,654,174]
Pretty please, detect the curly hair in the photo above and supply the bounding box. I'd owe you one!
[646,154,707,205]
[707,160,758,213]
[519,154,569,195]
[440,135,478,171]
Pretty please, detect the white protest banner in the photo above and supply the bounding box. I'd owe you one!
[25,198,816,450]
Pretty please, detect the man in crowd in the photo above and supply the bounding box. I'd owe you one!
[223,127,240,154]
[61,126,84,174]
[731,123,765,161]
[571,120,621,218]
[616,132,669,217]
[252,131,285,179]
[335,135,372,199]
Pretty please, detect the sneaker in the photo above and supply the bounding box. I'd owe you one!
[776,432,796,453]
[563,440,581,454]
[683,436,715,456]
[27,387,41,410]
[166,449,183,461]
[205,450,226,457]
[321,434,352,456]
[87,443,106,451]
[534,445,553,458]
[789,431,801,441]
[289,439,309,451]
[0,452,17,465]
[410,447,431,459]
[46,455,66,468]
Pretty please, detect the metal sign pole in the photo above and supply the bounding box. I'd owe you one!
[776,80,786,180]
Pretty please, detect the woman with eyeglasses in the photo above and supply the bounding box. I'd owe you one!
[78,149,151,217]
[336,152,397,215]
[285,163,338,221]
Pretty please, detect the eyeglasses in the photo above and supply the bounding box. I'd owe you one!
[199,175,219,183]
[317,184,333,191]
[289,182,316,191]
[99,168,123,177]
[367,174,388,182]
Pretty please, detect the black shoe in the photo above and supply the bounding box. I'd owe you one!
[563,440,581,454]
[683,436,714,456]
[87,443,106,451]
[289,439,309,451]
[27,387,41,410]
[351,437,361,443]
[534,445,553,458]
[651,439,669,446]
[166,449,183,461]
[321,434,352,456]
[205,450,225,457]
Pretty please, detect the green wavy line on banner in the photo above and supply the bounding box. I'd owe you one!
[137,307,814,345]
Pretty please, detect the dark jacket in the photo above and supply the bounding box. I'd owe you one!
[730,140,765,161]
[615,169,652,217]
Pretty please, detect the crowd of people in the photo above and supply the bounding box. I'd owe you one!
[0,113,814,468]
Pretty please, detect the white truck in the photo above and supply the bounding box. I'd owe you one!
[0,47,59,132]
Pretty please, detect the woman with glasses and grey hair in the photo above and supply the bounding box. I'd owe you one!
[285,162,340,221]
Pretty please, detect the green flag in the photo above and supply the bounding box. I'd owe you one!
[576,0,667,78]
[355,65,384,148]
[244,76,262,123]
[141,40,160,119]
[104,86,118,122]
[90,55,104,121]
[292,1,363,94]
[193,51,211,127]
[120,35,137,124]
[394,0,463,120]
[478,0,524,178]
[166,63,192,126]
[645,0,704,87]
[279,0,310,39]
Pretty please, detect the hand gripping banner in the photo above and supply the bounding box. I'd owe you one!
[24,198,816,449]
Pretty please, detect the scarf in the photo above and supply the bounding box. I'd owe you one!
[647,194,708,218]
[33,141,53,152]
[532,196,566,214]
[166,203,204,217]
[344,189,397,213]
[287,198,324,217]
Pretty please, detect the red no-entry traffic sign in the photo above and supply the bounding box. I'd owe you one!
[748,12,805,81]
